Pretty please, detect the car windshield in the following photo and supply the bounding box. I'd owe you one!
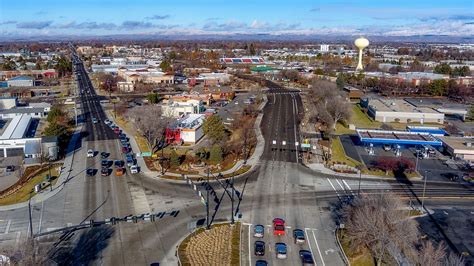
[276,244,286,253]
[255,226,263,232]
[275,225,284,230]
[295,231,304,237]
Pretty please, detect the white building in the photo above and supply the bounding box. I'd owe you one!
[0,114,40,157]
[440,137,474,163]
[7,76,34,87]
[166,114,205,144]
[161,99,204,118]
[361,98,444,124]
[320,44,329,53]
[0,98,17,109]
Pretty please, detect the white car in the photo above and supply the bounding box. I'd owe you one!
[92,117,98,124]
[104,119,111,125]
[87,149,94,158]
[130,165,138,174]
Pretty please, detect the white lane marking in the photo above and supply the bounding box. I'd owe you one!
[248,224,251,266]
[38,201,44,234]
[242,222,252,226]
[305,228,316,264]
[327,178,340,198]
[4,220,11,234]
[335,179,345,191]
[15,231,21,245]
[312,230,326,266]
[342,180,356,196]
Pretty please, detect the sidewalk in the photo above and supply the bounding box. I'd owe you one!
[306,162,423,181]
[107,95,268,182]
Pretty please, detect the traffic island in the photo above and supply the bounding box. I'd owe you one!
[177,222,240,266]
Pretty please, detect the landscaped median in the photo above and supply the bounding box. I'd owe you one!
[0,164,61,206]
[160,165,252,181]
[177,222,240,266]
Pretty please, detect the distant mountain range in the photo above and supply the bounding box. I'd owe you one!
[1,33,473,44]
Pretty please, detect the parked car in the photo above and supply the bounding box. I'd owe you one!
[275,243,287,259]
[383,144,392,151]
[5,165,14,172]
[293,229,306,244]
[299,250,315,265]
[104,119,111,125]
[87,149,94,158]
[273,218,285,236]
[100,152,109,159]
[254,241,265,256]
[254,224,264,238]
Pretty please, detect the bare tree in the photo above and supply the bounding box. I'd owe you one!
[342,193,419,266]
[327,97,351,129]
[126,105,173,153]
[416,241,446,266]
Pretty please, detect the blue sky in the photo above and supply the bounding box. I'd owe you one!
[0,0,473,37]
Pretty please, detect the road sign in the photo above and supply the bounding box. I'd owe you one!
[200,196,206,206]
[282,141,286,145]
[301,143,311,148]
[141,152,152,157]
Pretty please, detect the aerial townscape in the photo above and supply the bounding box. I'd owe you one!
[0,1,473,265]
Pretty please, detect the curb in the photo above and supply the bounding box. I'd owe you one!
[335,228,351,266]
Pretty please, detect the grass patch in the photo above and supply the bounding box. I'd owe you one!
[0,165,60,206]
[113,114,150,153]
[338,230,375,266]
[330,137,360,167]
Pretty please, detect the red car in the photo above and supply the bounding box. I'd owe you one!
[273,218,285,236]
[114,127,120,134]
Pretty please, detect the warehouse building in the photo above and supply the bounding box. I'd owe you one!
[361,98,444,124]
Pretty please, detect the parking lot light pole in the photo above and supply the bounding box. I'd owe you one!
[231,171,235,225]
[421,170,429,211]
[206,167,210,230]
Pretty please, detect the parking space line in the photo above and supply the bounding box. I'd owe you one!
[304,228,316,265]
[327,178,340,198]
[312,229,326,266]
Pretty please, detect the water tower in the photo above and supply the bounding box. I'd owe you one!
[354,37,369,71]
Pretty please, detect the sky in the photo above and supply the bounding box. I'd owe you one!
[0,0,473,38]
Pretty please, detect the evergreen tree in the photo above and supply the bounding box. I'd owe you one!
[209,145,223,165]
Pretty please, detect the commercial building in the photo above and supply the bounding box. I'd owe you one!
[161,98,204,118]
[219,57,264,64]
[361,98,444,124]
[357,128,443,147]
[440,136,474,163]
[165,114,205,144]
[320,44,329,53]
[7,76,34,87]
[343,86,364,100]
[0,69,58,80]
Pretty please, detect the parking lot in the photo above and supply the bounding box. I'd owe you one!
[340,134,467,182]
[241,222,326,266]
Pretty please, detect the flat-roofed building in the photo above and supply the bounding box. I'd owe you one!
[361,98,444,124]
[165,114,205,144]
[440,136,474,162]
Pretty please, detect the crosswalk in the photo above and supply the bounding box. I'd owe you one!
[326,177,357,199]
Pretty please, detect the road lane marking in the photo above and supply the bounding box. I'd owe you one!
[335,179,345,191]
[327,178,340,198]
[248,224,251,266]
[38,201,44,234]
[4,220,11,234]
[304,228,316,265]
[312,230,326,266]
[342,180,356,196]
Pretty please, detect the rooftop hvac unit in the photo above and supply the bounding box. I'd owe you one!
[466,142,472,147]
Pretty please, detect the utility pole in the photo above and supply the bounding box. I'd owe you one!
[358,168,362,196]
[48,157,52,192]
[421,170,429,211]
[28,189,34,238]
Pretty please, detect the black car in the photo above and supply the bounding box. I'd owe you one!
[101,167,109,177]
[5,165,14,172]
[255,260,267,266]
[100,152,109,159]
[299,250,315,265]
[86,168,96,176]
[114,160,124,168]
[101,160,110,167]
[254,241,265,256]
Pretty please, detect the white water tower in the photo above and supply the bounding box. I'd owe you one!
[355,37,369,71]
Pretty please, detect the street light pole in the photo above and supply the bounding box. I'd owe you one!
[421,170,428,211]
[28,189,34,238]
[206,167,210,230]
